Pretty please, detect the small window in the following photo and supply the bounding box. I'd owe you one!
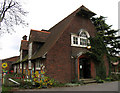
[20,63,22,69]
[17,64,19,69]
[79,30,89,47]
[36,61,42,70]
[71,35,79,46]
[14,65,16,73]
[28,60,32,69]
[73,37,78,44]
[80,38,88,46]
[17,64,20,73]
[24,63,26,69]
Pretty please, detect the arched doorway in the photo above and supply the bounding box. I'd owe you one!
[77,55,92,80]
[78,55,91,79]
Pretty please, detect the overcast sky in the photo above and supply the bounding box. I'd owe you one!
[0,0,120,59]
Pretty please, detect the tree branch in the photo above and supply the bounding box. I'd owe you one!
[1,0,6,15]
[1,0,15,22]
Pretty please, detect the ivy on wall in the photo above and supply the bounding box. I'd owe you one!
[86,35,107,79]
[85,15,120,79]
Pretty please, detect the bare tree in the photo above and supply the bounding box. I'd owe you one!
[0,0,28,34]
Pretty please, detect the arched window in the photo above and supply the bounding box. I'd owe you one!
[71,29,90,47]
[79,30,90,47]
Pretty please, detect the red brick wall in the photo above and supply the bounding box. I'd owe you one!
[103,54,109,76]
[2,56,19,72]
[67,15,96,37]
[91,61,96,78]
[45,15,96,83]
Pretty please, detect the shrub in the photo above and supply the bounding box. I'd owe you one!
[33,76,60,88]
[71,78,78,83]
[105,77,112,81]
[95,76,104,83]
[111,73,119,81]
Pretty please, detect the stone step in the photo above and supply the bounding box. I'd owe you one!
[79,79,96,84]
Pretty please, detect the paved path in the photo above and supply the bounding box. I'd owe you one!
[14,81,119,92]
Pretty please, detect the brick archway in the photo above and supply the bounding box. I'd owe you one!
[77,55,96,80]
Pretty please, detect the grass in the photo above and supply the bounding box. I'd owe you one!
[2,85,13,93]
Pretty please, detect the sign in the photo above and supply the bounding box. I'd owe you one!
[2,63,8,68]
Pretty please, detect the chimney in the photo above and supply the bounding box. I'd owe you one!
[22,35,27,40]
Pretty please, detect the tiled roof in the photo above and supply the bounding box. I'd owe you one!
[77,5,96,17]
[2,56,20,62]
[21,55,28,62]
[31,5,96,60]
[29,29,50,42]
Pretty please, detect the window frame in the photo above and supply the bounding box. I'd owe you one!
[36,61,43,70]
[71,34,80,46]
[79,36,88,47]
[79,30,90,47]
[28,60,32,69]
[24,63,26,69]
[14,65,16,73]
[71,29,90,47]
[20,63,22,69]
[17,64,19,69]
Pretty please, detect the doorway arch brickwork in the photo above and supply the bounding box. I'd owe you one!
[76,54,96,80]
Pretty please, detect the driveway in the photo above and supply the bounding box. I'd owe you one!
[13,81,119,93]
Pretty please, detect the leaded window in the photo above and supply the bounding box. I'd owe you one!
[73,36,78,44]
[71,29,90,47]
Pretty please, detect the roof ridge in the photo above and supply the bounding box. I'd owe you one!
[31,29,50,34]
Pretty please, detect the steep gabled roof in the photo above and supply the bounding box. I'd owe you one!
[77,5,96,18]
[29,29,50,43]
[31,5,96,60]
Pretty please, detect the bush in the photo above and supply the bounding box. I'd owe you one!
[71,78,78,83]
[2,85,13,93]
[110,73,119,81]
[95,76,104,83]
[19,80,33,89]
[33,76,61,88]
[105,77,112,81]
[3,73,33,88]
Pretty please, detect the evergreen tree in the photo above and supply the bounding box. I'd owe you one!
[91,16,120,59]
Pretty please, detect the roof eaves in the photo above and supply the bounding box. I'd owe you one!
[31,29,51,34]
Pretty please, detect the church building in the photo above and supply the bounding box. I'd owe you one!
[12,5,109,83]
